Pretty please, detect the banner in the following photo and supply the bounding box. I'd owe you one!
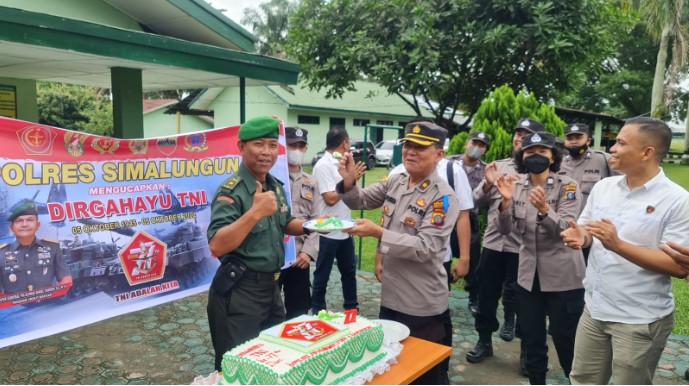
[0,117,294,348]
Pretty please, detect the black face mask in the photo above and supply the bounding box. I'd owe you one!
[566,144,588,158]
[523,154,551,174]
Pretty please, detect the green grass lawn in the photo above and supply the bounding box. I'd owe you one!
[306,163,689,334]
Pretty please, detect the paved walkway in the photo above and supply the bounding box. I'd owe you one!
[0,267,687,384]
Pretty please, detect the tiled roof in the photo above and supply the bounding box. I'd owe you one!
[143,99,178,113]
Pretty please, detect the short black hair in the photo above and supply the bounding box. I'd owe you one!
[624,117,672,163]
[325,127,350,150]
[514,146,563,174]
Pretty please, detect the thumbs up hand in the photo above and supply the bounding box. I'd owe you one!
[251,181,277,218]
[560,219,586,249]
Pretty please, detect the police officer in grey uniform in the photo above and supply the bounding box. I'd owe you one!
[495,131,585,384]
[447,131,489,314]
[337,121,459,385]
[467,118,537,368]
[206,116,311,371]
[0,202,72,295]
[279,126,321,319]
[559,123,616,263]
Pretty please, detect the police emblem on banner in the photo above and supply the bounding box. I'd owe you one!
[91,137,120,155]
[156,137,178,156]
[64,131,88,157]
[129,139,148,155]
[17,125,56,155]
[184,133,208,153]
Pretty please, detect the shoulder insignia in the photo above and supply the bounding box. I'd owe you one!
[222,176,242,190]
[563,182,577,201]
[380,175,390,182]
[217,196,235,204]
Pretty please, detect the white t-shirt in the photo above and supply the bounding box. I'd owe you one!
[313,151,351,240]
[389,158,473,262]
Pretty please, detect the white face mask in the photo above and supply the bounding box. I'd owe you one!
[287,149,305,165]
[466,146,485,160]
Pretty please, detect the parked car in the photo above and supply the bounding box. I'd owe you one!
[311,140,377,170]
[374,139,398,166]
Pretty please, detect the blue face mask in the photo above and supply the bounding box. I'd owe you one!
[523,154,550,174]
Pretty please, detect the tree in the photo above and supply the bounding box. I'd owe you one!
[242,0,298,57]
[37,82,113,136]
[630,0,688,119]
[288,0,622,134]
[448,85,565,163]
[556,23,656,119]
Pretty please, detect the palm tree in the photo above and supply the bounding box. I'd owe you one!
[241,0,299,58]
[625,0,689,154]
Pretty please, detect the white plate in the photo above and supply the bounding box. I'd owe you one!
[372,319,410,342]
[303,218,355,233]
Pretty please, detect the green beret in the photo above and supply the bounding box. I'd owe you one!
[8,202,38,222]
[238,116,280,141]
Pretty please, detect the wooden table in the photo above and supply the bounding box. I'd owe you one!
[366,336,451,385]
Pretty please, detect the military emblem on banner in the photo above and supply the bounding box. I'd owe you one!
[118,231,167,286]
[156,137,178,156]
[91,137,120,155]
[64,131,88,157]
[184,133,208,153]
[17,125,56,155]
[129,139,148,155]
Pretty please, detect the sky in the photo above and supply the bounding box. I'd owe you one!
[205,0,255,28]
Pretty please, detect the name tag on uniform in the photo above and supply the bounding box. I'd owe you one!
[280,204,288,213]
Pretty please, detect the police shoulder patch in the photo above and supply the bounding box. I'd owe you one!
[563,182,577,201]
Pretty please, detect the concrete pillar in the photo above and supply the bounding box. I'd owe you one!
[593,120,603,150]
[111,67,143,139]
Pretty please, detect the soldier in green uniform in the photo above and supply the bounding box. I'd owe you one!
[0,202,72,295]
[206,116,310,371]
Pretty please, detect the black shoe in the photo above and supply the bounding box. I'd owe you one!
[466,340,493,363]
[500,319,515,342]
[468,299,479,317]
[520,349,529,377]
[528,373,545,385]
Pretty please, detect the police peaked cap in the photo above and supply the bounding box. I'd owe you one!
[564,123,590,136]
[402,122,448,146]
[8,202,38,222]
[521,132,557,150]
[238,116,280,141]
[515,118,545,134]
[468,131,490,146]
[286,126,308,144]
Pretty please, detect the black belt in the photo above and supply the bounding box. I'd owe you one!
[244,268,280,282]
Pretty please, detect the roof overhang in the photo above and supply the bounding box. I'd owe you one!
[0,6,299,91]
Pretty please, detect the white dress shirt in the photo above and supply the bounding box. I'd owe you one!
[579,169,689,323]
[313,151,352,240]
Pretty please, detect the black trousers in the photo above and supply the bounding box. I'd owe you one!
[380,306,447,385]
[517,274,584,380]
[474,248,519,337]
[463,212,482,297]
[278,264,311,319]
[207,274,285,371]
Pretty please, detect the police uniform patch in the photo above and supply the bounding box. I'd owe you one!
[416,198,426,207]
[380,175,390,182]
[563,182,577,201]
[380,216,385,226]
[431,196,448,226]
[420,180,430,189]
[404,217,416,226]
